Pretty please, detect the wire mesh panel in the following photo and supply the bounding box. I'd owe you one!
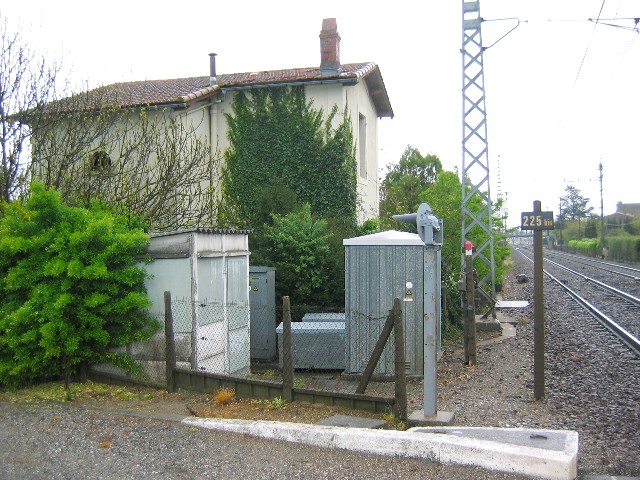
[91,297,403,410]
[271,308,395,398]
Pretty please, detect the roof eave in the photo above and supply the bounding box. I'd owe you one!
[361,65,394,119]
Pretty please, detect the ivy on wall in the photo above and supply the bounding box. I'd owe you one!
[221,86,357,229]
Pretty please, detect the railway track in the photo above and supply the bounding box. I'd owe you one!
[543,249,640,296]
[515,247,640,357]
[505,247,640,475]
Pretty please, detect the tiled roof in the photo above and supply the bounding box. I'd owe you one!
[60,62,393,118]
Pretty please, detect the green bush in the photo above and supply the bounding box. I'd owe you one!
[257,204,334,306]
[0,182,159,389]
[607,236,640,263]
[568,238,600,257]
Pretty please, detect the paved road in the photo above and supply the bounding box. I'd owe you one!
[0,402,526,480]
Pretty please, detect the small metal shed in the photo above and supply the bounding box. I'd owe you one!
[343,230,425,376]
[249,266,276,361]
[144,227,251,375]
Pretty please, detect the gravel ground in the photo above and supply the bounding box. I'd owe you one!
[433,249,638,478]
[1,250,638,479]
[0,401,531,480]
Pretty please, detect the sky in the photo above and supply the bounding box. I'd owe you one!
[2,0,638,228]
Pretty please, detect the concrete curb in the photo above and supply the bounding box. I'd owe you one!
[182,417,578,480]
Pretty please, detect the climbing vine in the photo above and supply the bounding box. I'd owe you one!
[221,86,357,229]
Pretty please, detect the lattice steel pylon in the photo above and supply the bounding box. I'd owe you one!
[461,0,496,298]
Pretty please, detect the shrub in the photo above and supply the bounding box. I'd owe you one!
[607,236,640,263]
[258,204,333,306]
[568,239,600,257]
[0,182,159,389]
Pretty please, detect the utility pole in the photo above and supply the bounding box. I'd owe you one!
[599,163,604,257]
[558,200,563,247]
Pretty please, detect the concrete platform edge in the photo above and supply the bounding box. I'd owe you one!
[182,417,578,480]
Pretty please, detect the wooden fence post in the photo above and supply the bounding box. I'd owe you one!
[282,296,293,402]
[356,305,396,394]
[393,298,407,421]
[164,291,176,392]
[464,242,477,366]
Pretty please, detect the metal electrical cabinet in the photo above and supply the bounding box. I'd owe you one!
[249,266,276,361]
[275,321,346,370]
[343,230,426,376]
[144,228,251,375]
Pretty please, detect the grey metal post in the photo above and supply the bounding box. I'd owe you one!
[190,233,199,370]
[393,203,450,422]
[599,163,604,257]
[423,245,438,417]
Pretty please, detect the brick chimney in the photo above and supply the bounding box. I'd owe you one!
[319,18,341,74]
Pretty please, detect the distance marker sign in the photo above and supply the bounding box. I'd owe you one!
[521,211,554,230]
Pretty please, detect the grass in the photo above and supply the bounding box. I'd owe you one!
[0,380,162,403]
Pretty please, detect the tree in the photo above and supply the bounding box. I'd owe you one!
[0,14,61,202]
[0,182,159,390]
[379,145,442,228]
[560,185,593,239]
[419,171,463,326]
[420,169,510,324]
[584,217,598,239]
[255,204,333,306]
[32,103,222,231]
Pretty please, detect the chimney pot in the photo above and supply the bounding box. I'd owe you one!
[209,52,217,86]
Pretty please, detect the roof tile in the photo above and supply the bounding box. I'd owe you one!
[58,62,393,118]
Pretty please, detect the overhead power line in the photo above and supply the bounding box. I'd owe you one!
[573,0,607,88]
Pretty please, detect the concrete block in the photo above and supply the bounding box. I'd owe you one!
[182,418,578,480]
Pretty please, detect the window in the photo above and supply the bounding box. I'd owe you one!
[358,113,367,179]
[89,150,112,171]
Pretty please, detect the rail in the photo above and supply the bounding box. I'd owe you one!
[516,249,640,357]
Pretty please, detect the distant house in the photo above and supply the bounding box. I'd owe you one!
[614,202,640,217]
[33,18,393,225]
[605,201,639,233]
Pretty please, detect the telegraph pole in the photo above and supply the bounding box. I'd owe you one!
[599,163,604,257]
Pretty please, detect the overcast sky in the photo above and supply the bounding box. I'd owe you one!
[2,0,638,227]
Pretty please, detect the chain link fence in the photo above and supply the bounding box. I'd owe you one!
[92,293,412,413]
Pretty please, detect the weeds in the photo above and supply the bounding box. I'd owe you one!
[382,410,409,430]
[213,388,236,406]
[256,396,288,409]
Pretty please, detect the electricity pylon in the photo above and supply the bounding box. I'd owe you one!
[461,0,496,298]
